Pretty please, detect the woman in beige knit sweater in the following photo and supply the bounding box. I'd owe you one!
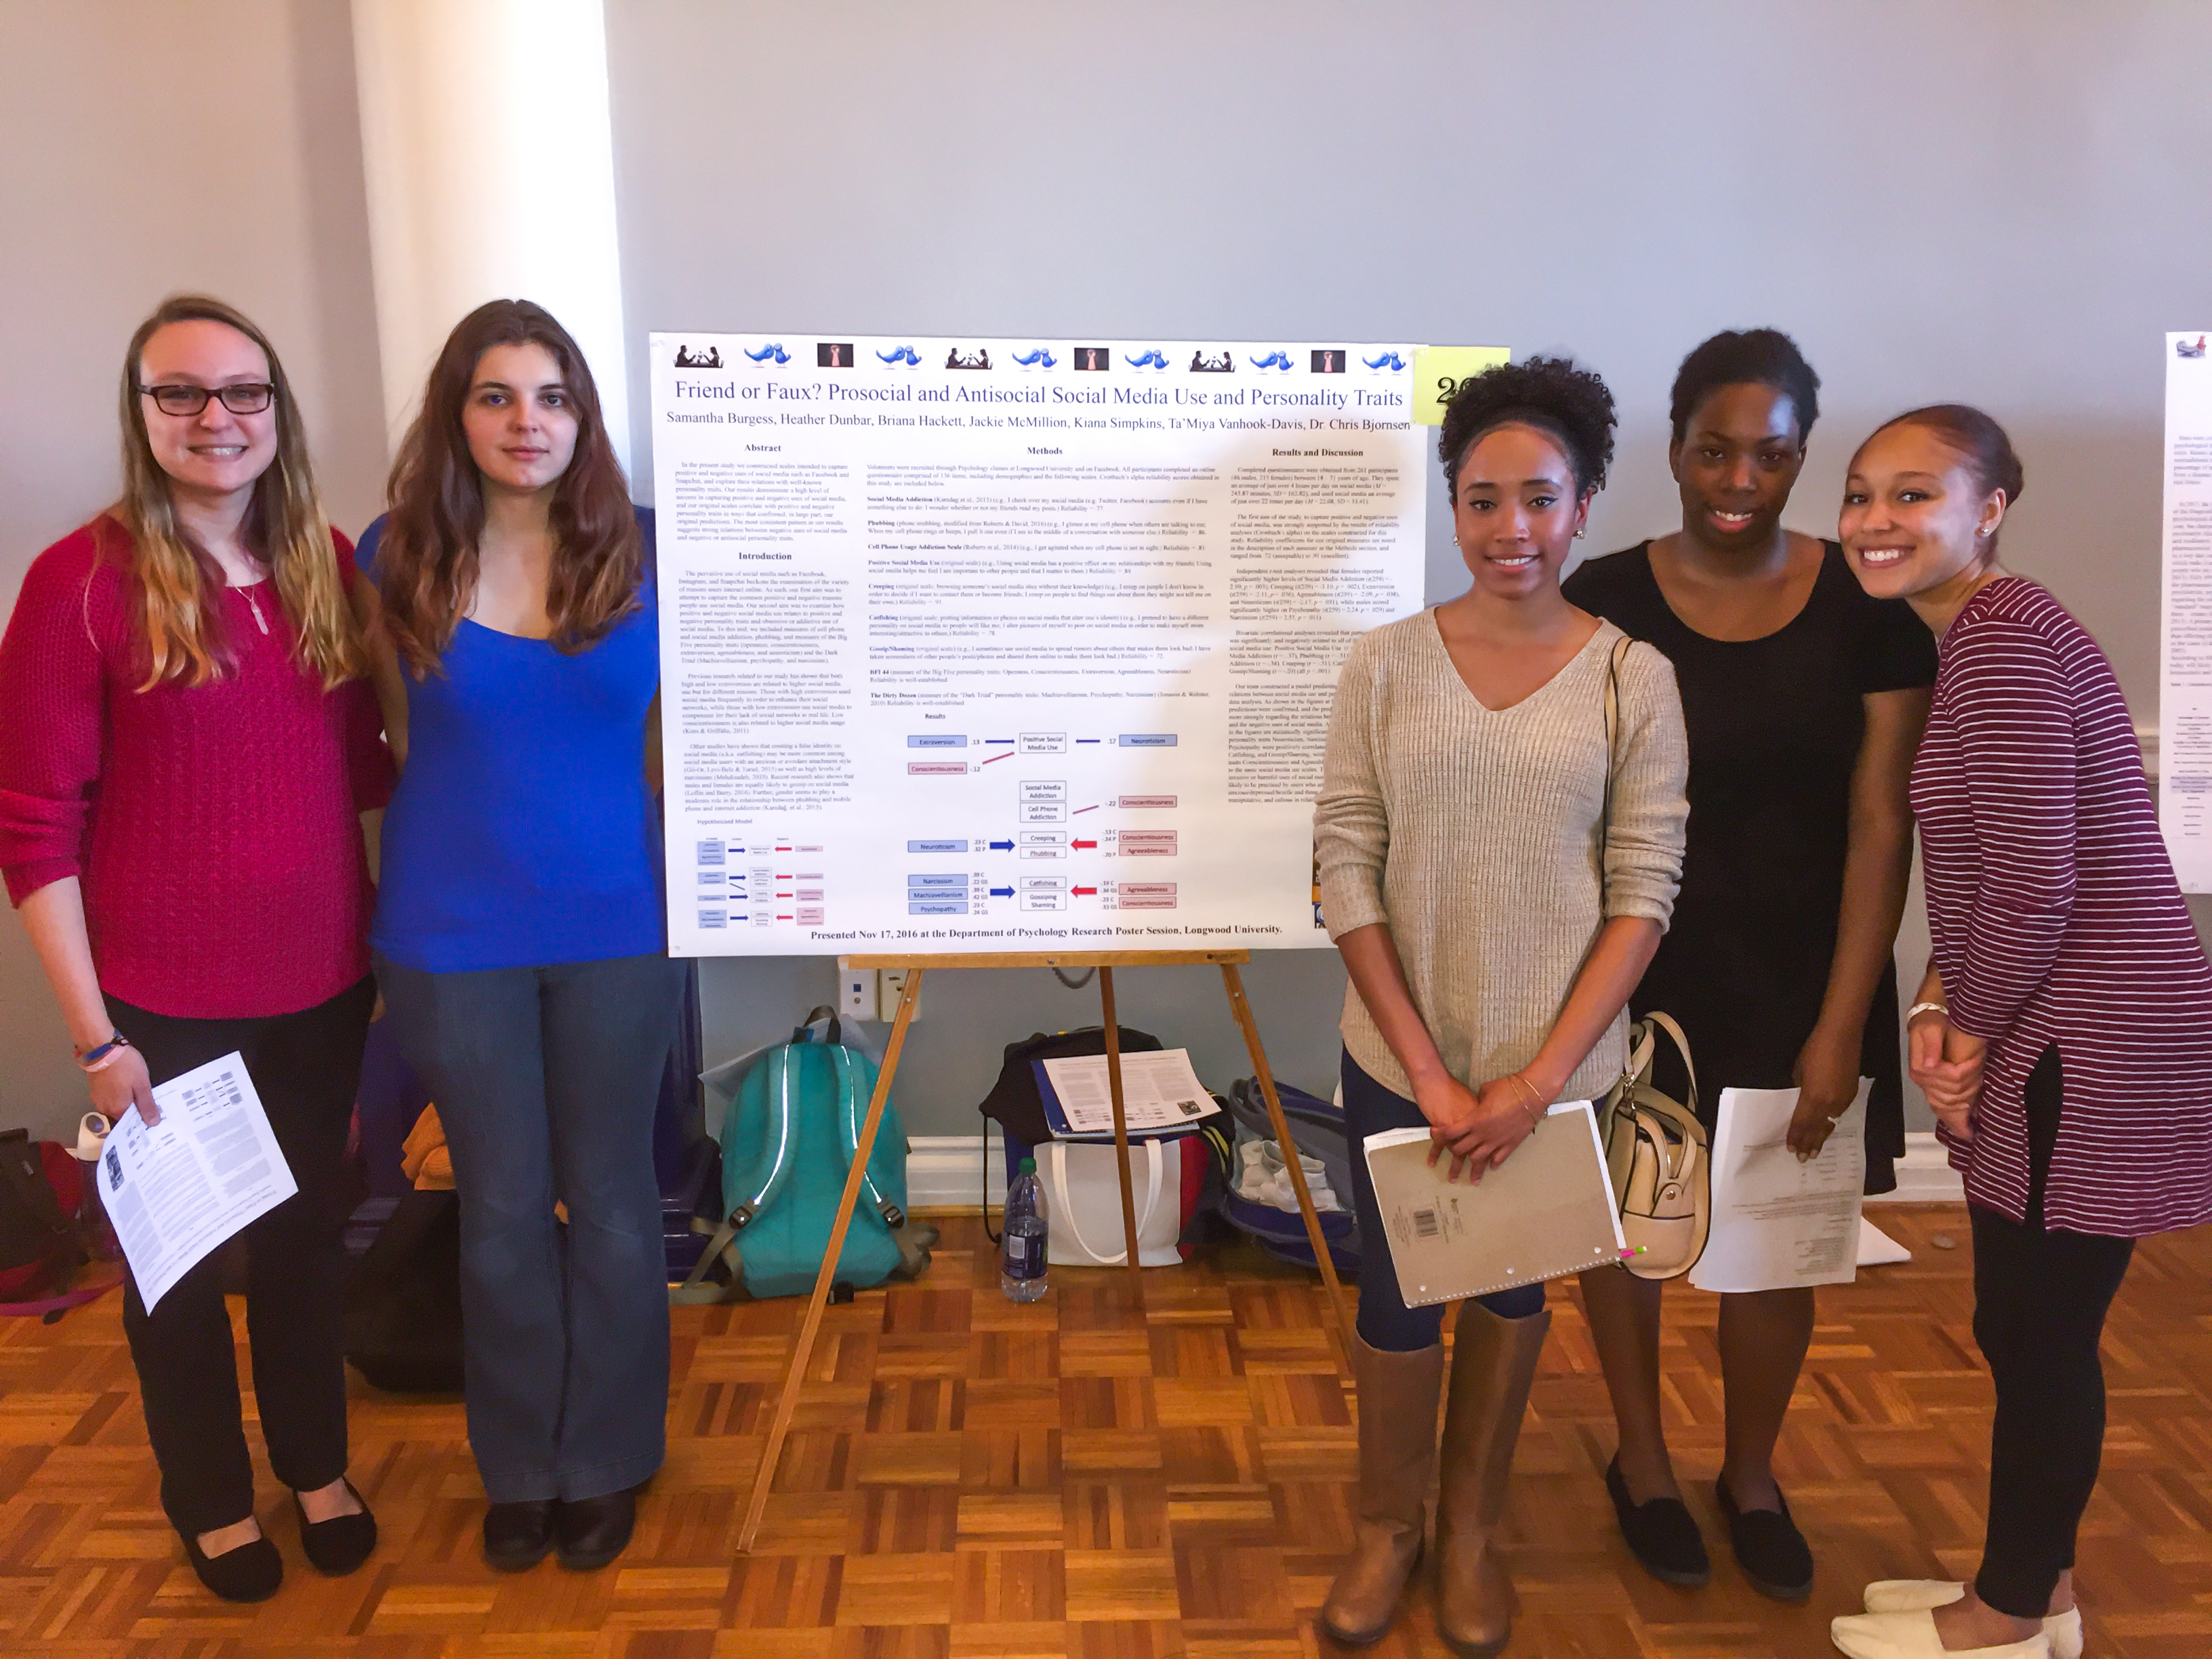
[1315,358,1689,1654]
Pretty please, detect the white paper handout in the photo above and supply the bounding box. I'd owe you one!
[1038,1048,1222,1137]
[1689,1080,1870,1294]
[1856,1216,1911,1266]
[98,1052,297,1311]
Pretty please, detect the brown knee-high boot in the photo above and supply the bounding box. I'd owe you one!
[1319,1334,1446,1645]
[1435,1302,1551,1656]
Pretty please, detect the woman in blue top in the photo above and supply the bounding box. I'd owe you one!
[359,300,676,1575]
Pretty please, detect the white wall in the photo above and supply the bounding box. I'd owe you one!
[601,0,2212,1130]
[1,0,384,1139]
[7,1,2212,1140]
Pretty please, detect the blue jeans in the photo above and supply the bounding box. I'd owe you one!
[1342,1050,1544,1351]
[375,951,682,1503]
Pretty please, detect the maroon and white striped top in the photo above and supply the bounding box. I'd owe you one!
[1912,577,2212,1236]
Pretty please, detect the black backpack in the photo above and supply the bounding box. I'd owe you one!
[343,1187,463,1393]
[975,1024,1166,1147]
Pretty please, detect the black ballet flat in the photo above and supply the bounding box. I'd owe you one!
[180,1523,284,1602]
[1605,1456,1711,1586]
[1715,1475,1814,1602]
[554,1486,636,1571]
[292,1478,377,1576]
[483,1499,556,1572]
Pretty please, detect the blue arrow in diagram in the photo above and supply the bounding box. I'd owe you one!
[989,886,1015,898]
[989,839,1015,851]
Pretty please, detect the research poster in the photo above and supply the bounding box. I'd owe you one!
[2163,329,2212,890]
[651,334,1436,956]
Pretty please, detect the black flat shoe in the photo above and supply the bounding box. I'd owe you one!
[1715,1475,1814,1602]
[180,1523,284,1602]
[554,1487,636,1571]
[483,1499,556,1572]
[1605,1456,1710,1586]
[292,1479,377,1576]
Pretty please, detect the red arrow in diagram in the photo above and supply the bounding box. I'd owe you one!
[1072,885,1099,896]
[1071,838,1099,849]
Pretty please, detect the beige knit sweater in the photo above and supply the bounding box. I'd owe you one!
[1315,610,1689,1102]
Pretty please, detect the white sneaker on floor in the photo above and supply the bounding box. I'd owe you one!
[1830,1607,2052,1659]
[1862,1581,2082,1659]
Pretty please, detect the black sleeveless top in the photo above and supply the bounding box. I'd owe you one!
[1563,540,1937,1193]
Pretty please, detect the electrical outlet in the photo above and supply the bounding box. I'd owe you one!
[840,967,878,1023]
[878,966,922,1023]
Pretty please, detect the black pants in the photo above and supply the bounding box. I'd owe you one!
[108,977,375,1534]
[1971,1044,2135,1619]
[1340,1050,1545,1351]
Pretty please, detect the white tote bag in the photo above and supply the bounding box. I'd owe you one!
[1040,1139,1186,1268]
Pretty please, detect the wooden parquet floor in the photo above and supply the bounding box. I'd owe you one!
[3,1204,2209,1658]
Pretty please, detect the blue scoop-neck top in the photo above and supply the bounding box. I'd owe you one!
[358,508,664,972]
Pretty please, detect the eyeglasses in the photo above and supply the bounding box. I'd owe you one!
[138,382,276,417]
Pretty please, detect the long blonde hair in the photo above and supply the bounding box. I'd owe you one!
[114,294,365,691]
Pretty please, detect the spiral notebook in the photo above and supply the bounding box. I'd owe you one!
[1361,1103,1626,1305]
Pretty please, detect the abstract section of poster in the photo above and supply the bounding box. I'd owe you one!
[653,334,1448,956]
[2164,329,2212,890]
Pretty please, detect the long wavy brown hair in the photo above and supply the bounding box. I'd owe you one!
[113,294,365,691]
[376,299,640,676]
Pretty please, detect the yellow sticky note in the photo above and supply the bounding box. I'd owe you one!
[1412,346,1512,426]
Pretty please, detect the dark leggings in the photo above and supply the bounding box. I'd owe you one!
[108,977,375,1534]
[1971,1044,2134,1619]
[1341,1050,1544,1351]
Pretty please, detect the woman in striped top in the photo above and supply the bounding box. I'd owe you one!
[1830,406,2212,1659]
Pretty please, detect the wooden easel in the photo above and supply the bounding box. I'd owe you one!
[735,947,1351,1552]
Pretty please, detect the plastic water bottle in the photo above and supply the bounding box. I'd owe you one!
[1000,1156,1049,1302]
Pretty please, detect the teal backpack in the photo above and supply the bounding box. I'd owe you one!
[675,1008,937,1302]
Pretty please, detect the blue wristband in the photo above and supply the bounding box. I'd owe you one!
[76,1031,129,1070]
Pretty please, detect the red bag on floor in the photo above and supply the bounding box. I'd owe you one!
[0,1130,93,1309]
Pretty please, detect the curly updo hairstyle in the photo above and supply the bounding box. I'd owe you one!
[1438,354,1617,499]
[1668,327,1821,444]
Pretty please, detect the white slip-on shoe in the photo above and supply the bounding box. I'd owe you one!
[1830,1607,2051,1659]
[1862,1583,2081,1659]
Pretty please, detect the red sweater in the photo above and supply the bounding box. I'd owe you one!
[0,518,394,1019]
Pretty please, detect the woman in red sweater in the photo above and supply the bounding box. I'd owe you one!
[0,295,392,1602]
[1831,407,2212,1659]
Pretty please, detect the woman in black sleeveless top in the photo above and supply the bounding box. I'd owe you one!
[1561,331,1934,1601]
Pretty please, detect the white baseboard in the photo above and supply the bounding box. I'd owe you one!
[1867,1131,1965,1202]
[906,1132,1008,1211]
[905,1128,1965,1213]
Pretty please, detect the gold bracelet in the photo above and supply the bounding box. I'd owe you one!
[1507,1073,1545,1125]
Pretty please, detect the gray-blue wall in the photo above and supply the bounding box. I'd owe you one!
[600,1,2212,1132]
[7,2,2212,1139]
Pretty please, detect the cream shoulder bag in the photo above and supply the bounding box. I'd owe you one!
[1593,634,1710,1280]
